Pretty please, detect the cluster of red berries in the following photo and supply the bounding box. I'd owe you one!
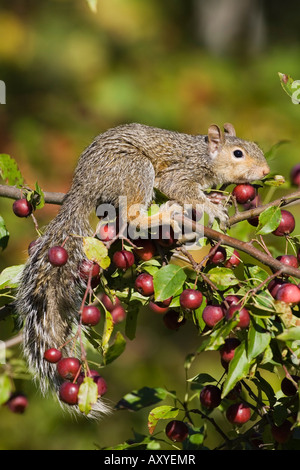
[43,349,107,406]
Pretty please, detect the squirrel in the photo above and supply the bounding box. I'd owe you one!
[15,122,269,418]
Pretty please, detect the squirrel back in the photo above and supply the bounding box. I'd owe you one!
[15,122,269,418]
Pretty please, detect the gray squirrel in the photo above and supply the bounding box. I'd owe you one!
[15,122,269,417]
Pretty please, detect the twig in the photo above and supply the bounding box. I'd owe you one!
[190,408,229,443]
[0,184,64,205]
[229,189,300,226]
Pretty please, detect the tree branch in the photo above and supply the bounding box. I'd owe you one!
[229,189,300,226]
[0,184,64,205]
[174,215,300,280]
[1,183,300,279]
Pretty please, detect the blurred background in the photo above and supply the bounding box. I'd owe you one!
[1,0,300,450]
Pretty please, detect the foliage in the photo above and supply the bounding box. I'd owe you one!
[1,144,300,450]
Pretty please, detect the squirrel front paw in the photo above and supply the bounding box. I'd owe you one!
[206,201,229,230]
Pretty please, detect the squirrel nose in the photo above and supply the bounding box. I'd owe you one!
[262,165,270,176]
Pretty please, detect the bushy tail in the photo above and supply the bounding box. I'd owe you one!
[15,209,111,418]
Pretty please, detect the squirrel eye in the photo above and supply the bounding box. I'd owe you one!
[233,149,244,158]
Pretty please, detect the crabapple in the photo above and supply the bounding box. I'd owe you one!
[268,278,287,298]
[180,289,203,310]
[48,246,68,266]
[226,403,251,425]
[59,382,79,405]
[290,163,300,186]
[200,385,222,409]
[111,305,126,324]
[12,198,33,217]
[97,223,117,242]
[208,246,226,264]
[276,255,298,269]
[57,357,81,380]
[275,283,300,304]
[202,304,225,328]
[113,250,135,270]
[6,394,28,414]
[271,420,292,444]
[81,305,101,326]
[100,293,121,312]
[165,420,189,442]
[281,375,300,396]
[232,184,256,204]
[134,273,154,296]
[225,250,241,268]
[79,259,100,280]
[220,337,241,364]
[44,348,62,363]
[272,210,295,236]
[225,304,250,329]
[133,239,156,261]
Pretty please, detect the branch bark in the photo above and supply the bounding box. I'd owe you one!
[1,183,300,279]
[229,189,300,226]
[174,215,300,280]
[0,184,64,205]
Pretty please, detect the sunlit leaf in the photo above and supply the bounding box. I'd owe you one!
[153,264,186,301]
[256,205,282,235]
[148,405,179,435]
[82,237,110,269]
[221,342,251,398]
[0,154,24,186]
[0,264,24,289]
[78,377,98,415]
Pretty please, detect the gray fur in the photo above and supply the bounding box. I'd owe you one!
[15,122,269,418]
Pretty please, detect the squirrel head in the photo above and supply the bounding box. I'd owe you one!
[206,123,270,186]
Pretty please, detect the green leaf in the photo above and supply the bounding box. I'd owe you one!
[263,174,286,187]
[101,308,114,354]
[0,264,24,289]
[105,331,126,365]
[148,405,179,434]
[197,318,239,352]
[0,374,12,405]
[82,237,110,269]
[253,371,276,407]
[221,341,251,398]
[278,72,300,104]
[115,386,173,412]
[78,377,98,415]
[256,205,282,235]
[182,425,206,450]
[33,182,45,209]
[153,264,186,302]
[188,373,217,390]
[247,317,271,360]
[0,216,9,251]
[0,154,24,186]
[244,264,269,287]
[206,267,239,291]
[277,327,300,342]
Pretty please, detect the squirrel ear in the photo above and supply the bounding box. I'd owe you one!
[207,124,224,157]
[223,123,236,136]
